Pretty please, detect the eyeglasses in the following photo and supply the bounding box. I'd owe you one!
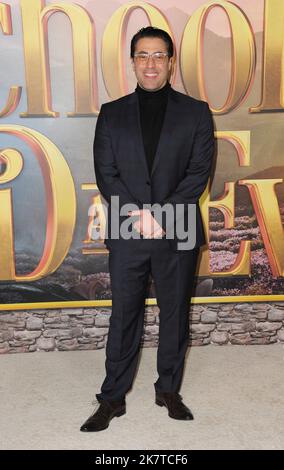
[133,52,169,64]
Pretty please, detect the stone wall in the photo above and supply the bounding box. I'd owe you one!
[1,302,284,353]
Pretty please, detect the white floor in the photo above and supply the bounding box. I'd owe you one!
[0,344,283,450]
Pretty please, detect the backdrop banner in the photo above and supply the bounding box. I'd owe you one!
[0,0,284,309]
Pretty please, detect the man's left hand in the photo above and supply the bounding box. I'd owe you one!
[128,209,165,239]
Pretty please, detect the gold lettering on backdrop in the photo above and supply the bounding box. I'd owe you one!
[0,3,22,117]
[180,0,256,114]
[0,125,76,281]
[239,179,284,277]
[101,0,175,99]
[1,0,283,115]
[250,0,284,112]
[199,131,251,276]
[0,148,23,278]
[81,183,108,254]
[0,0,283,283]
[20,0,98,117]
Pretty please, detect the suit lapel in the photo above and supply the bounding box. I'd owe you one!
[126,87,179,179]
[126,93,150,180]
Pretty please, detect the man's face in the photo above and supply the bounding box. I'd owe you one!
[132,37,173,91]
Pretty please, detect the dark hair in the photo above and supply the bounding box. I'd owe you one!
[130,26,174,58]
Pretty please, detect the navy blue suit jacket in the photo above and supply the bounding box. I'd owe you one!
[93,87,214,251]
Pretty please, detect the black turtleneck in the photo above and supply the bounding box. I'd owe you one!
[135,81,171,175]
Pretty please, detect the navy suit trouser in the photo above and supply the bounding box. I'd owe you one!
[96,238,200,402]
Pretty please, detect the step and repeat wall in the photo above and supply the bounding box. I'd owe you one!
[0,0,284,352]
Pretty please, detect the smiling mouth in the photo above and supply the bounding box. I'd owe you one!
[144,73,158,78]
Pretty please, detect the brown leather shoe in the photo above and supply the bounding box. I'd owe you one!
[155,392,194,420]
[80,399,126,432]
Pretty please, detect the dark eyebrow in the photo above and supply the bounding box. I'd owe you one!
[136,50,166,54]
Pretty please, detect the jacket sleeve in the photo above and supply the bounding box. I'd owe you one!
[159,101,214,232]
[93,104,142,212]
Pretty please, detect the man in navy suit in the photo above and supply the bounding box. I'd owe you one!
[80,26,214,432]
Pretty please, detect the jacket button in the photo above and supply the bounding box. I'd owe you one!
[146,181,151,186]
